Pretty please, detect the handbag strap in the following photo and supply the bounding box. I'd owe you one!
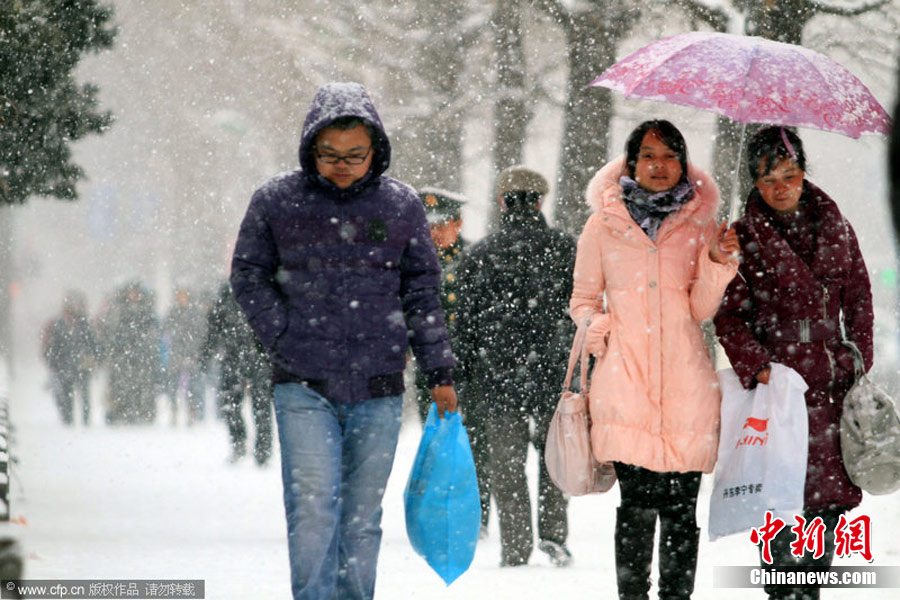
[841,340,867,380]
[562,315,592,395]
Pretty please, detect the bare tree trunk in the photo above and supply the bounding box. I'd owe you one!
[743,0,811,43]
[404,1,469,191]
[554,11,634,234]
[555,29,609,233]
[490,0,530,227]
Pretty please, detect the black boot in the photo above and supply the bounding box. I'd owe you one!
[615,506,657,600]
[658,517,700,600]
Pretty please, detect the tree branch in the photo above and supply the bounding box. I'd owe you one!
[809,0,889,17]
[670,0,731,31]
[529,0,572,31]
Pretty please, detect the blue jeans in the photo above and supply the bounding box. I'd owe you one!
[273,383,403,600]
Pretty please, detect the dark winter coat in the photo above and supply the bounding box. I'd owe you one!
[43,314,98,384]
[99,283,163,423]
[200,283,270,381]
[714,181,874,512]
[163,303,206,373]
[454,209,576,415]
[230,82,454,404]
[100,286,162,389]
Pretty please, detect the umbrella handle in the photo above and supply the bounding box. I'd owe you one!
[727,122,748,224]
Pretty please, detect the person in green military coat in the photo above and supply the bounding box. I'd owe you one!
[415,186,491,535]
[419,187,466,352]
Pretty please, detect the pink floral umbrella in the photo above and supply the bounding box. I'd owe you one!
[591,31,893,218]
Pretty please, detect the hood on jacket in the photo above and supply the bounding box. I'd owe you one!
[585,156,720,225]
[298,82,391,183]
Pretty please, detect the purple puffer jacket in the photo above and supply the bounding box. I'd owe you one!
[714,181,874,512]
[230,82,455,404]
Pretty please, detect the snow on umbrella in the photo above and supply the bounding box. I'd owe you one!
[590,31,893,219]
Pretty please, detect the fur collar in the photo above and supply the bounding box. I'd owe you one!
[742,181,852,285]
[585,156,721,226]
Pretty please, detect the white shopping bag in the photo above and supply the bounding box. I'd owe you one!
[709,363,809,540]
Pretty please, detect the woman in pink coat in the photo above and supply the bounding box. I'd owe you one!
[570,120,738,599]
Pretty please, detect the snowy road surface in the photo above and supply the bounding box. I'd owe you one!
[4,364,899,599]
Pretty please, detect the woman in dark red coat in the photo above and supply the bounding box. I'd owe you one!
[714,126,874,600]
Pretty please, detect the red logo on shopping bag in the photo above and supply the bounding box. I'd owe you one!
[743,417,768,432]
[736,417,769,448]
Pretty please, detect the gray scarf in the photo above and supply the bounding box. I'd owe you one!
[619,176,694,241]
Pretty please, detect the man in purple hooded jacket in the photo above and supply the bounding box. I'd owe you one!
[231,82,457,600]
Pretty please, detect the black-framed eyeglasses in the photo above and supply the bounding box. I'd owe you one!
[314,146,372,165]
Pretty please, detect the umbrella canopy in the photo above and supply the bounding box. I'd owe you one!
[591,31,892,139]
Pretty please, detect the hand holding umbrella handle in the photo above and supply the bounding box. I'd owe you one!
[709,221,740,265]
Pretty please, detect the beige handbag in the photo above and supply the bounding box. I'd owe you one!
[544,317,616,496]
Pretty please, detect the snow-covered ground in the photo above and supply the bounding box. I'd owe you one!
[2,362,898,599]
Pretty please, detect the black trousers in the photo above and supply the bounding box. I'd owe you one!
[614,463,702,599]
[53,372,91,425]
[615,462,702,516]
[488,407,568,566]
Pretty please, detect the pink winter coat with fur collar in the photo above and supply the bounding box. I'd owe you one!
[570,157,737,474]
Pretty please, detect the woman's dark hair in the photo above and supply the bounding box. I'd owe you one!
[747,126,806,180]
[624,119,689,183]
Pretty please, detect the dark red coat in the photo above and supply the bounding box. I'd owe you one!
[714,181,874,512]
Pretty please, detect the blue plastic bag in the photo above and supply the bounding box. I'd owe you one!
[404,403,481,585]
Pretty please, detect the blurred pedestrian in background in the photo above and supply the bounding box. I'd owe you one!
[200,282,272,466]
[41,290,98,426]
[411,187,492,535]
[412,187,468,421]
[97,281,162,425]
[162,286,207,426]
